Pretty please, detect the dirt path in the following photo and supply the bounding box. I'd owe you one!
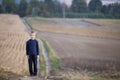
[21,18,51,80]
[20,76,42,80]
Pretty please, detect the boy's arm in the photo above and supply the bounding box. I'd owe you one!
[36,40,40,56]
[26,42,30,59]
[26,42,29,56]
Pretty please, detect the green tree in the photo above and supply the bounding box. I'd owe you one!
[71,0,88,13]
[53,0,62,17]
[2,0,17,13]
[0,5,3,13]
[111,3,120,18]
[43,0,55,17]
[19,0,28,17]
[108,3,120,18]
[88,0,102,13]
[30,0,44,16]
[101,3,120,18]
[101,5,108,14]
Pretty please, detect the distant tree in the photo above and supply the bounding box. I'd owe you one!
[101,3,120,18]
[108,3,120,18]
[101,5,108,14]
[26,2,32,16]
[111,3,120,18]
[56,1,62,11]
[2,0,17,13]
[71,0,88,13]
[35,1,44,16]
[43,0,55,17]
[29,0,44,16]
[13,3,19,14]
[53,0,62,16]
[88,0,102,13]
[18,0,28,17]
[0,5,3,13]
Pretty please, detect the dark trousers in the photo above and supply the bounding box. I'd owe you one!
[28,54,37,76]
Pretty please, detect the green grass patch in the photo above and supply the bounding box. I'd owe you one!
[39,51,46,77]
[90,75,120,80]
[24,18,33,30]
[33,17,48,22]
[91,75,105,80]
[36,37,46,77]
[31,16,83,21]
[42,39,61,70]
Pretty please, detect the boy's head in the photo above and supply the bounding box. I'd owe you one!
[30,31,36,40]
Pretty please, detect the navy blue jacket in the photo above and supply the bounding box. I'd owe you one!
[26,39,39,55]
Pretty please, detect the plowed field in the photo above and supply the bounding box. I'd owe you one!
[0,14,29,75]
[27,17,120,79]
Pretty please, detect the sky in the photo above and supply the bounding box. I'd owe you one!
[59,0,120,6]
[0,0,120,5]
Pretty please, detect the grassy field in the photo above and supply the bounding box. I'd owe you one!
[26,17,120,80]
[0,14,30,79]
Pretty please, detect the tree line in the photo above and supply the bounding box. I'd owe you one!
[0,0,120,18]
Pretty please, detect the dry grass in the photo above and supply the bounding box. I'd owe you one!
[0,14,29,75]
[26,18,120,40]
[60,71,91,80]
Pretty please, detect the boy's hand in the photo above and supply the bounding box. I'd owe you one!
[27,55,29,59]
[37,56,42,62]
[37,55,39,58]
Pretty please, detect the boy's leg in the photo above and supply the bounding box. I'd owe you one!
[33,55,37,76]
[28,56,33,76]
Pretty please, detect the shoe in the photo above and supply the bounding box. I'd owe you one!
[30,74,34,76]
[33,73,37,76]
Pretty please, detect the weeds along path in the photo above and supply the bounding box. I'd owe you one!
[0,14,29,75]
[22,18,51,76]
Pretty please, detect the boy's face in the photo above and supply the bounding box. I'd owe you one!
[30,33,36,40]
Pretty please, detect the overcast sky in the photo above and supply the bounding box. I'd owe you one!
[59,0,120,6]
[0,0,120,6]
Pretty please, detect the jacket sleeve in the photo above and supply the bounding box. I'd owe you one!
[26,42,29,55]
[36,40,40,55]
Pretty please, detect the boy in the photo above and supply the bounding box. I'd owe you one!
[26,31,39,76]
